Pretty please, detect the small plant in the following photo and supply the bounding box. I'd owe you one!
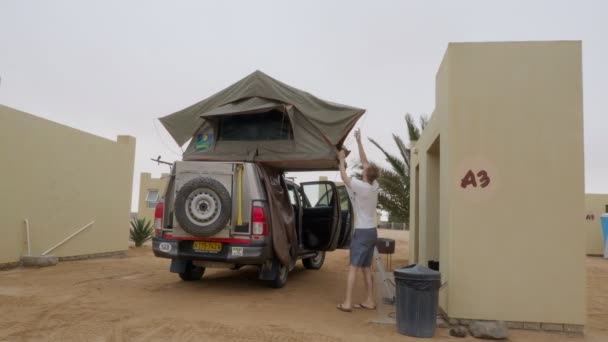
[130,218,154,247]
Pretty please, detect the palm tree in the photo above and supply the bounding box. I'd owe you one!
[367,113,427,224]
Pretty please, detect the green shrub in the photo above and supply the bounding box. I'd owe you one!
[130,218,154,247]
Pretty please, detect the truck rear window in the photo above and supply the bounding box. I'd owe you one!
[219,110,293,141]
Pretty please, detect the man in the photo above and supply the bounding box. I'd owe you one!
[337,128,380,312]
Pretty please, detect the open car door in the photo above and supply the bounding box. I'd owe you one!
[299,181,342,251]
[336,185,353,249]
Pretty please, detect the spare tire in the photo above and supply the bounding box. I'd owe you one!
[174,177,232,237]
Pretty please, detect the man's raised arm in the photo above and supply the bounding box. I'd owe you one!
[338,149,352,188]
[355,128,369,168]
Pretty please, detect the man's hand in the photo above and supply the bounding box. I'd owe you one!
[337,149,347,161]
[354,128,361,142]
[354,128,369,167]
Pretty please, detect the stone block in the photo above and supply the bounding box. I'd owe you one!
[21,255,58,267]
[506,321,523,329]
[564,324,584,334]
[522,322,541,330]
[468,320,509,340]
[541,323,564,332]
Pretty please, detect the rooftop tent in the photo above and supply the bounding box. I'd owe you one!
[158,71,366,170]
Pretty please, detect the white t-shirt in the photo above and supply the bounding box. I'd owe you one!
[346,178,379,229]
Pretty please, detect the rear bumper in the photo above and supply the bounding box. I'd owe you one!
[152,237,270,264]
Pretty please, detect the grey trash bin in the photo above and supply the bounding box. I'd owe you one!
[394,264,441,338]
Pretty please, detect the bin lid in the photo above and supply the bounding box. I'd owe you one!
[601,213,608,218]
[394,264,440,280]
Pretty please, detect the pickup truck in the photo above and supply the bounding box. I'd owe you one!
[152,161,352,288]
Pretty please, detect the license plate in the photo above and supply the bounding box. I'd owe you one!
[192,241,222,253]
[231,247,244,257]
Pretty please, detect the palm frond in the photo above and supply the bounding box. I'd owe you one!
[405,113,421,142]
[351,161,364,180]
[368,112,426,225]
[392,134,410,171]
[368,138,407,180]
[419,114,429,131]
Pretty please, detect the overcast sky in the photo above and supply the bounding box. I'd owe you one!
[1,0,606,211]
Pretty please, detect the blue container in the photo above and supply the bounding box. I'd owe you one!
[601,214,608,259]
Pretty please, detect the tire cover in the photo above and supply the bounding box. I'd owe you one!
[174,177,232,237]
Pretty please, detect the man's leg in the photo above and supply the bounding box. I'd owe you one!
[361,266,376,308]
[341,265,358,309]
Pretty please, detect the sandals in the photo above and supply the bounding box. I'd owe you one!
[336,304,352,312]
[336,303,376,312]
[353,303,376,310]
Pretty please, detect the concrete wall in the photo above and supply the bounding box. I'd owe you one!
[0,105,135,264]
[137,173,169,223]
[585,194,608,255]
[410,41,586,326]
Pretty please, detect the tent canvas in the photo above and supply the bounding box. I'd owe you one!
[159,71,366,170]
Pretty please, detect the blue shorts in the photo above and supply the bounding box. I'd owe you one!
[350,228,377,267]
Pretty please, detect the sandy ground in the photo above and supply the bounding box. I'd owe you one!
[0,229,607,342]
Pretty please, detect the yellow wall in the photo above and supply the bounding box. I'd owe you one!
[137,173,169,223]
[585,194,608,255]
[410,41,586,325]
[0,105,135,264]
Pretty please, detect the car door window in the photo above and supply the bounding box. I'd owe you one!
[337,186,350,211]
[302,183,333,208]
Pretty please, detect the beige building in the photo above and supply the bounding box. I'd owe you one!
[0,105,135,267]
[409,41,585,329]
[137,172,169,223]
[585,194,608,255]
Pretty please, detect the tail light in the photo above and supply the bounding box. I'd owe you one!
[251,205,268,238]
[154,202,164,236]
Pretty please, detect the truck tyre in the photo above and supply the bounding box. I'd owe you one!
[268,258,289,289]
[302,251,325,270]
[179,261,205,281]
[174,177,231,237]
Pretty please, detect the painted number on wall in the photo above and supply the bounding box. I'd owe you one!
[460,170,491,189]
